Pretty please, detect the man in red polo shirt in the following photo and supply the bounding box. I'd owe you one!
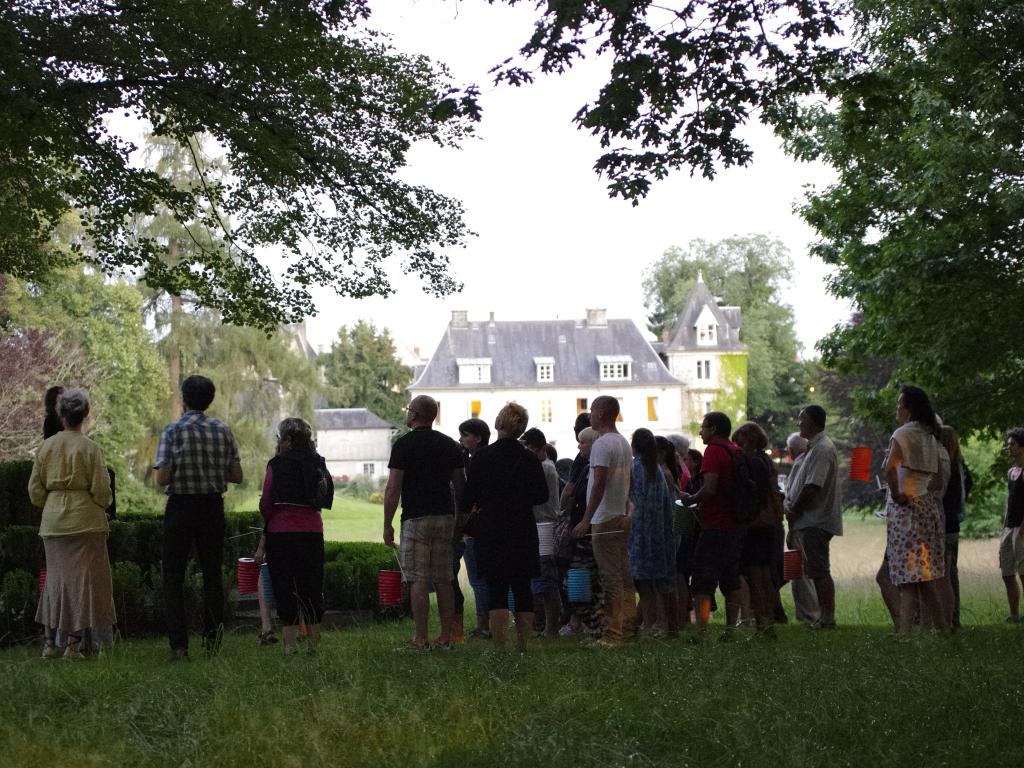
[680,411,746,640]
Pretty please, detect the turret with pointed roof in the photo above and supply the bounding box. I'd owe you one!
[661,272,748,431]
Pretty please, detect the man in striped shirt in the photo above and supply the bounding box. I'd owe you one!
[155,374,243,661]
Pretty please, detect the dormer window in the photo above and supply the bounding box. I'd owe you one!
[698,324,717,343]
[534,357,555,383]
[694,305,719,346]
[457,358,492,384]
[597,355,632,381]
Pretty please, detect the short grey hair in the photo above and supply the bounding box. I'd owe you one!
[786,432,808,453]
[577,427,598,445]
[57,388,90,428]
[667,434,690,455]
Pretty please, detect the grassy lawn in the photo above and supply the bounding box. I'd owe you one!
[229,493,385,543]
[321,496,387,543]
[0,615,1019,767]
[1,514,1016,766]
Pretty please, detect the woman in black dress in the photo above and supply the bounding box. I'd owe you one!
[460,403,548,651]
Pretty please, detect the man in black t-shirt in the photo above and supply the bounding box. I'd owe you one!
[384,395,464,650]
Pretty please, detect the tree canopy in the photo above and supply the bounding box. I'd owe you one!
[643,235,806,429]
[2,267,167,473]
[492,0,844,201]
[322,320,411,426]
[787,0,1024,435]
[0,0,476,329]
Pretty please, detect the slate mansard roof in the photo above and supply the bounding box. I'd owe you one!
[314,408,394,431]
[411,314,680,389]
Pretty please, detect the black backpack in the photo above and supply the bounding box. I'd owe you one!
[729,446,760,524]
[312,454,334,510]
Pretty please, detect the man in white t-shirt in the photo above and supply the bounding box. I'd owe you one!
[573,396,634,645]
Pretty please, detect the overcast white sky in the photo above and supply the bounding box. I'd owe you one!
[303,0,852,361]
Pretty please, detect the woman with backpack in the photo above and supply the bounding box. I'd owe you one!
[733,421,784,638]
[259,417,334,654]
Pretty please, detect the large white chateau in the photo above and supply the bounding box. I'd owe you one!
[408,276,748,452]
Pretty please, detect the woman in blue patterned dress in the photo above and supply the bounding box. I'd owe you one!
[628,428,678,637]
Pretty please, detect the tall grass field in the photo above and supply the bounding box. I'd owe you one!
[0,516,1017,767]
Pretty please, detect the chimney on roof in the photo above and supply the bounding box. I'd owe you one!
[451,310,468,327]
[585,308,607,327]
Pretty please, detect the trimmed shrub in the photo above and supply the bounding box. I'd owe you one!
[323,542,399,612]
[0,460,38,528]
[0,526,44,575]
[0,568,38,642]
[110,561,149,635]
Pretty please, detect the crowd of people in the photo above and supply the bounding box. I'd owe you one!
[383,387,1022,651]
[24,375,1024,659]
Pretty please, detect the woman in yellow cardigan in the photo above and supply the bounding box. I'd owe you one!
[29,388,114,659]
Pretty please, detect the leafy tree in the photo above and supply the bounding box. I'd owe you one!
[154,314,322,502]
[135,133,232,420]
[2,268,167,475]
[0,315,96,460]
[322,321,410,425]
[787,0,1024,436]
[0,0,476,329]
[643,235,804,429]
[492,0,844,200]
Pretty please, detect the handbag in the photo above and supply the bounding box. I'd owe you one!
[552,515,574,560]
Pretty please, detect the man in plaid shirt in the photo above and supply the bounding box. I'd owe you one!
[155,374,243,660]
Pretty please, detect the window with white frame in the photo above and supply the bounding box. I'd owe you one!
[457,358,492,384]
[363,463,375,476]
[534,357,555,383]
[597,355,632,381]
[695,306,719,346]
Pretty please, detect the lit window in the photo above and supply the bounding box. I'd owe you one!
[435,401,441,425]
[576,398,588,414]
[616,397,624,422]
[540,399,553,423]
[647,396,658,422]
[470,400,481,418]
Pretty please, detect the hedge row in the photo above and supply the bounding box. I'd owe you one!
[0,517,401,643]
[0,460,35,527]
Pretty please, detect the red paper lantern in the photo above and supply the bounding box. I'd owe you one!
[849,446,872,482]
[783,549,803,581]
[237,557,259,594]
[378,570,402,607]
